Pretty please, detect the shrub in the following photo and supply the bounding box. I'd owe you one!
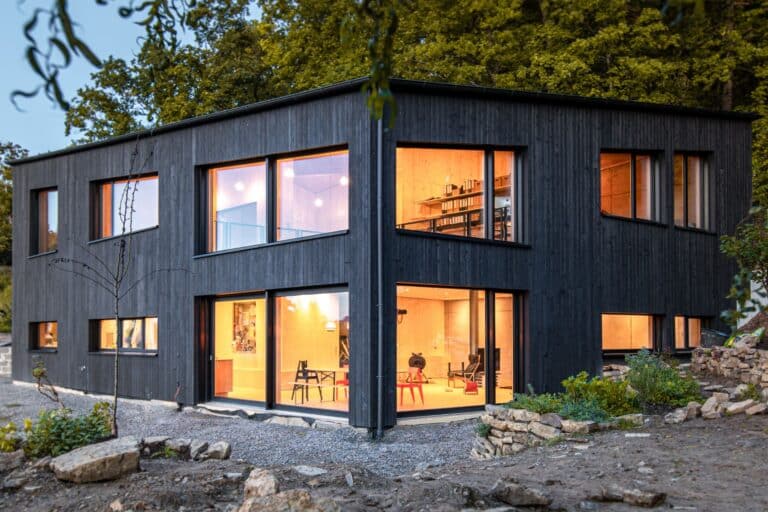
[506,393,563,414]
[558,398,610,422]
[738,383,762,402]
[0,421,20,452]
[625,350,702,408]
[24,402,112,458]
[475,422,491,438]
[561,371,639,417]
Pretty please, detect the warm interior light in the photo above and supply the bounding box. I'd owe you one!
[324,320,337,332]
[314,198,324,208]
[283,166,295,178]
[234,181,245,191]
[339,176,349,186]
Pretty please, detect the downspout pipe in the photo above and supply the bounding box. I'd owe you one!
[376,117,385,440]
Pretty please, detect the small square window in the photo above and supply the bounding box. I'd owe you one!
[600,152,659,221]
[93,176,158,239]
[31,321,58,350]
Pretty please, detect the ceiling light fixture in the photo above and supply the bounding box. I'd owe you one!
[314,198,324,207]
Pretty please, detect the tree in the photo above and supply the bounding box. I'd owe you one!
[0,142,28,264]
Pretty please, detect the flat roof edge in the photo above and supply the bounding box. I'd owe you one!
[12,77,758,165]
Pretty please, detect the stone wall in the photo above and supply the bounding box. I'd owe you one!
[691,334,768,388]
[471,405,643,460]
[0,345,10,377]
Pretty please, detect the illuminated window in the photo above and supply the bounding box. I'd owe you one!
[31,322,58,350]
[600,152,657,221]
[601,314,655,351]
[674,154,709,229]
[276,150,349,241]
[95,176,158,238]
[32,188,58,254]
[275,290,349,412]
[213,298,266,402]
[97,317,158,352]
[208,162,266,251]
[675,316,703,350]
[493,151,517,242]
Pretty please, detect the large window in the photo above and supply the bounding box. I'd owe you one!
[275,290,349,412]
[600,152,657,221]
[396,147,522,242]
[96,317,158,353]
[674,154,709,230]
[31,321,58,350]
[601,314,655,351]
[675,316,703,350]
[32,188,58,254]
[213,298,266,402]
[208,162,267,251]
[95,176,159,238]
[277,150,349,240]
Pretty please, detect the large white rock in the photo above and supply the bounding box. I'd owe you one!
[51,436,140,483]
[725,399,757,415]
[244,468,279,498]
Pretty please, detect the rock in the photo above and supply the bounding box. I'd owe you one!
[189,440,209,460]
[293,465,327,477]
[616,413,644,427]
[664,408,687,424]
[539,413,563,428]
[0,450,25,473]
[712,392,730,403]
[244,468,279,498]
[685,401,702,420]
[561,420,596,434]
[703,384,724,391]
[746,403,767,415]
[32,456,52,471]
[265,415,311,428]
[238,489,339,512]
[2,471,28,490]
[485,404,507,415]
[313,421,344,430]
[509,409,541,422]
[734,383,750,399]
[345,471,354,487]
[166,438,191,458]
[225,472,244,480]
[725,399,757,415]
[491,480,552,507]
[109,499,124,511]
[638,466,654,475]
[141,435,169,454]
[528,421,561,440]
[761,388,768,402]
[200,441,231,460]
[590,485,666,508]
[50,436,140,483]
[701,397,722,419]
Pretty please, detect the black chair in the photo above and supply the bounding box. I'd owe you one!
[447,353,482,388]
[291,360,323,403]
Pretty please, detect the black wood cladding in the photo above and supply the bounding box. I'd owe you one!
[12,84,752,428]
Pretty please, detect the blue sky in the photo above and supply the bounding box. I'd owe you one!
[0,2,144,156]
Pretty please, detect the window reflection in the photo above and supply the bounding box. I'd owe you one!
[100,176,158,238]
[35,189,58,253]
[208,163,266,251]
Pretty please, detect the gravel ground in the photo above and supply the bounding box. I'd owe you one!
[0,377,474,477]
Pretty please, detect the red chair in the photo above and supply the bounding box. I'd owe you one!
[336,377,349,398]
[396,367,425,405]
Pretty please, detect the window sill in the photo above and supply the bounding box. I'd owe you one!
[29,348,57,354]
[88,351,158,357]
[28,250,58,260]
[395,228,531,248]
[600,213,666,228]
[88,225,160,245]
[673,225,717,236]
[193,230,349,259]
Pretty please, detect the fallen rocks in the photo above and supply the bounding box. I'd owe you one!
[244,468,279,498]
[238,489,339,512]
[200,441,231,460]
[0,450,25,473]
[746,403,767,415]
[685,401,702,420]
[561,419,597,434]
[724,399,757,415]
[293,465,328,477]
[189,440,208,460]
[50,436,140,483]
[264,416,312,428]
[166,438,192,458]
[701,396,722,420]
[664,408,687,425]
[490,479,552,507]
[589,484,666,508]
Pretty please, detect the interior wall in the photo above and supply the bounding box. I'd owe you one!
[396,296,445,374]
[601,314,652,350]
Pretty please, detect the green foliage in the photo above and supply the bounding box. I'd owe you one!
[739,383,762,402]
[506,392,563,414]
[0,421,20,452]
[625,350,702,408]
[558,398,610,423]
[151,445,180,459]
[24,402,112,458]
[475,422,491,438]
[561,371,639,417]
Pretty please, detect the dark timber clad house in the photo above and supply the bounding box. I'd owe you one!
[11,78,754,430]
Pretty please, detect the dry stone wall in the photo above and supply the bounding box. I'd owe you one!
[0,346,10,377]
[691,334,768,388]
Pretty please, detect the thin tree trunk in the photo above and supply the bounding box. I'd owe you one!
[112,287,120,437]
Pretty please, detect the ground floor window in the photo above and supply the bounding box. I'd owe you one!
[213,297,266,402]
[601,313,656,352]
[96,317,158,353]
[275,290,349,412]
[31,321,58,350]
[675,316,704,350]
[395,285,521,413]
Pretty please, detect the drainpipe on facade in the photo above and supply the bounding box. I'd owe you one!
[376,117,385,440]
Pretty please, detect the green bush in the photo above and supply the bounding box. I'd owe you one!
[558,397,610,422]
[625,350,702,408]
[475,422,491,438]
[506,393,563,414]
[24,402,112,458]
[0,421,20,452]
[561,371,639,417]
[738,383,762,402]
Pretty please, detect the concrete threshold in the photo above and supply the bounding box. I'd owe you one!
[397,410,482,425]
[199,401,350,426]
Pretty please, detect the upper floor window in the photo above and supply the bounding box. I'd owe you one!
[94,175,159,239]
[96,317,158,353]
[32,188,58,254]
[395,146,522,242]
[601,313,656,352]
[675,316,703,350]
[674,154,709,230]
[208,162,267,252]
[600,152,658,221]
[277,150,349,241]
[31,321,58,350]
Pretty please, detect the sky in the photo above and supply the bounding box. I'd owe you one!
[0,1,145,156]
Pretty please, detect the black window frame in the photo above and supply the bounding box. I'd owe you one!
[599,150,661,223]
[91,316,158,354]
[600,312,663,356]
[90,173,160,241]
[673,152,710,231]
[29,321,58,352]
[30,187,59,256]
[394,144,527,245]
[674,315,708,352]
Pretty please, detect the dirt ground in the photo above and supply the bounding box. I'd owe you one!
[2,383,768,511]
